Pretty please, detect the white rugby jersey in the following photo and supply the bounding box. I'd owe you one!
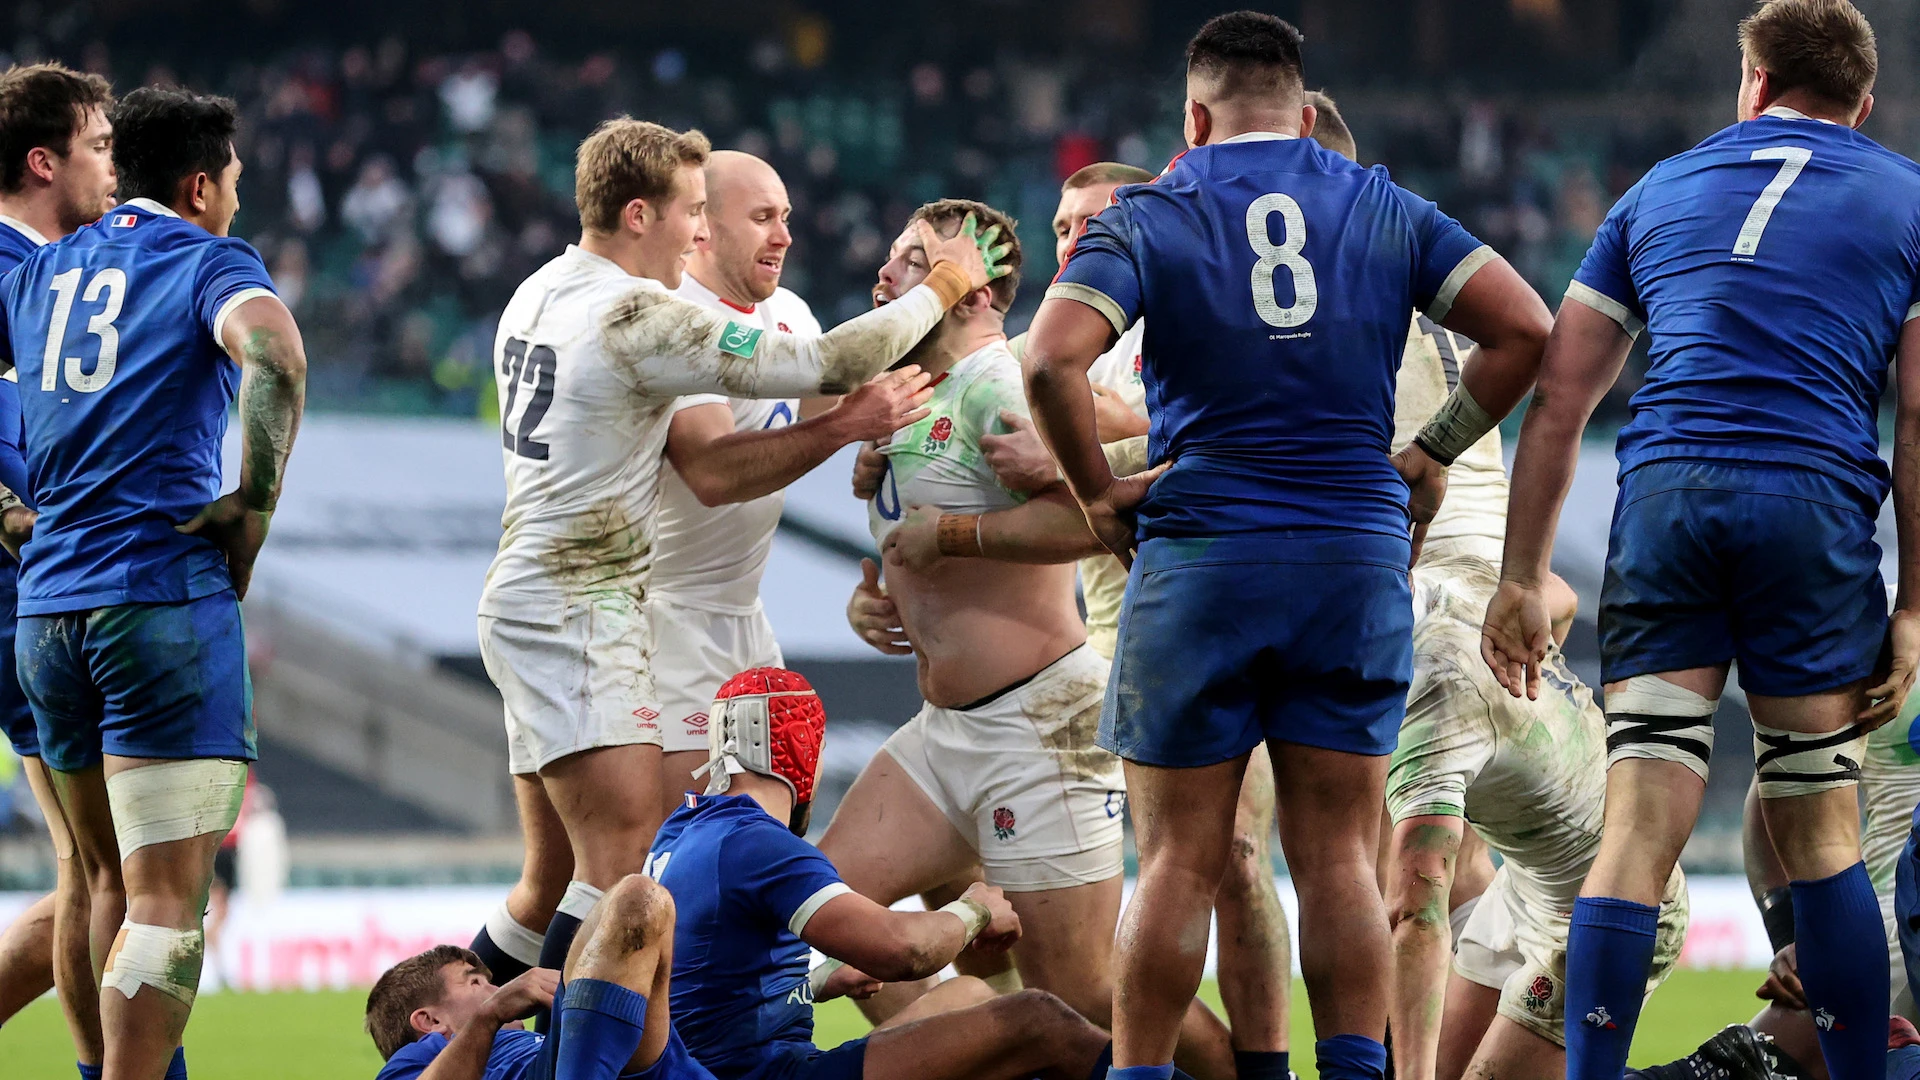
[653,275,824,614]
[481,244,952,628]
[868,340,1028,545]
[1391,314,1510,559]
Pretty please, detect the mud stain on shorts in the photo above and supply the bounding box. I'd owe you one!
[1025,668,1118,781]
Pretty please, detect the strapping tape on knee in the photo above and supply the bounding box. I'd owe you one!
[106,759,246,856]
[102,922,202,1006]
[1605,675,1718,781]
[1754,721,1865,799]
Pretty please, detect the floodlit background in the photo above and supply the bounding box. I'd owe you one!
[1,0,1911,1072]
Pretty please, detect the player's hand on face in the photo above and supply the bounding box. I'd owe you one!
[833,367,934,444]
[851,441,888,501]
[1081,463,1172,570]
[881,504,943,572]
[1392,443,1449,537]
[1480,579,1553,700]
[485,967,560,1024]
[819,963,883,1002]
[1862,608,1920,728]
[0,506,36,561]
[979,411,1059,494]
[1754,944,1804,1009]
[176,491,273,600]
[960,881,1022,953]
[847,558,912,656]
[913,212,1014,294]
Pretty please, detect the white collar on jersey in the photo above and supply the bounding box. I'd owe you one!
[564,243,638,278]
[1216,130,1299,144]
[122,197,181,218]
[1760,104,1838,125]
[0,214,48,246]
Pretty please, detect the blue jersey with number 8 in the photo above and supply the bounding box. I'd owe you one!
[1570,108,1920,513]
[0,199,276,615]
[1051,134,1491,541]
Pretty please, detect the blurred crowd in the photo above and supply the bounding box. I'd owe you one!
[4,30,1711,418]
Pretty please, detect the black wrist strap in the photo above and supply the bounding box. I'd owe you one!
[1760,885,1796,952]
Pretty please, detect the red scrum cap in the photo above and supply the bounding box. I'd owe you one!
[702,667,827,807]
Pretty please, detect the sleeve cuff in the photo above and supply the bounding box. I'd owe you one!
[1564,280,1646,337]
[1906,302,1920,324]
[1386,798,1465,824]
[1044,282,1131,338]
[212,287,278,349]
[673,394,731,414]
[788,882,853,935]
[1425,245,1497,322]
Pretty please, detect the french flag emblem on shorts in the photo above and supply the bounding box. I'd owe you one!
[110,214,137,228]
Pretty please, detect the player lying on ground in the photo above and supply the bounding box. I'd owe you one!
[1483,5,1920,1080]
[467,147,934,989]
[822,196,1236,1077]
[472,116,1009,986]
[648,666,1151,1080]
[1385,555,1691,1080]
[0,85,308,1080]
[0,61,116,1071]
[1023,13,1550,1080]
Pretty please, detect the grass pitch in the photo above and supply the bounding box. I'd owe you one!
[0,970,1771,1079]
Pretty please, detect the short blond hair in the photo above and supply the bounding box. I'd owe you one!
[575,118,711,234]
[1062,162,1153,192]
[1738,0,1876,111]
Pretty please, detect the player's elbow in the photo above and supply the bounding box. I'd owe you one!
[857,921,947,982]
[685,471,737,507]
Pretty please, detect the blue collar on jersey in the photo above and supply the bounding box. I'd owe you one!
[0,214,48,246]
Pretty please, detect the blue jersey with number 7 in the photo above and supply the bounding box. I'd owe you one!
[1051,133,1492,542]
[0,198,276,615]
[1570,107,1920,514]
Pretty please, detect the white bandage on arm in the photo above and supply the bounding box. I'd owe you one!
[1412,382,1498,467]
[1754,722,1866,799]
[938,896,992,946]
[1604,675,1718,781]
[807,957,844,997]
[105,758,247,856]
[102,922,204,1006]
[604,270,963,399]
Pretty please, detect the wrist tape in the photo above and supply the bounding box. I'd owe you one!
[936,514,983,557]
[939,897,992,945]
[923,262,974,309]
[1412,382,1497,467]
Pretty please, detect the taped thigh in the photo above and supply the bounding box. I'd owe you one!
[1605,675,1718,781]
[1754,721,1865,799]
[105,758,247,856]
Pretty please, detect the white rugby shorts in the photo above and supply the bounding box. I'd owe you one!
[478,595,663,775]
[651,596,786,756]
[1453,863,1689,1045]
[882,644,1126,892]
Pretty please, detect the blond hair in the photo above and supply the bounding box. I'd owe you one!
[1062,162,1153,191]
[575,118,711,234]
[909,198,1021,312]
[1738,0,1876,110]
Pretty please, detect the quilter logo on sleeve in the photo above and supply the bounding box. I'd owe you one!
[110,214,138,228]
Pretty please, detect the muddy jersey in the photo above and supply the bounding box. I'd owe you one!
[1390,315,1509,559]
[868,341,1028,543]
[1387,555,1609,910]
[654,278,823,613]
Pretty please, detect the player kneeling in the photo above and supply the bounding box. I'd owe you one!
[650,667,1133,1080]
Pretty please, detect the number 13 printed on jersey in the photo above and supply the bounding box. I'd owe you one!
[40,267,126,394]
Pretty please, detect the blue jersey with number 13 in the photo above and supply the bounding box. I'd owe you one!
[0,198,276,615]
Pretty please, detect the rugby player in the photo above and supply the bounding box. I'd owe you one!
[465,147,934,987]
[0,86,307,1080]
[1023,13,1551,1080]
[652,666,1142,1080]
[475,118,1006,983]
[822,196,1236,1078]
[1484,4,1920,1079]
[0,63,115,1069]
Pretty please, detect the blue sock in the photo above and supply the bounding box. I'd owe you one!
[1108,1066,1175,1080]
[532,901,588,1033]
[1565,896,1658,1080]
[1236,1050,1291,1080]
[470,924,533,984]
[554,978,649,1080]
[1315,1035,1386,1080]
[76,1064,101,1080]
[1086,1042,1114,1080]
[1793,863,1889,1080]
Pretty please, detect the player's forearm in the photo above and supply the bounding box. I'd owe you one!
[415,1015,504,1080]
[677,415,852,506]
[1025,364,1112,505]
[235,326,308,512]
[956,492,1107,564]
[835,911,968,982]
[612,267,970,399]
[1893,405,1920,610]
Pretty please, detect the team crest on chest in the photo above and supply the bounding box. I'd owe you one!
[923,416,954,453]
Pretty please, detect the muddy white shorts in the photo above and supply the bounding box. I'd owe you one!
[650,597,785,755]
[478,594,662,775]
[1453,862,1689,1046]
[881,644,1126,892]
